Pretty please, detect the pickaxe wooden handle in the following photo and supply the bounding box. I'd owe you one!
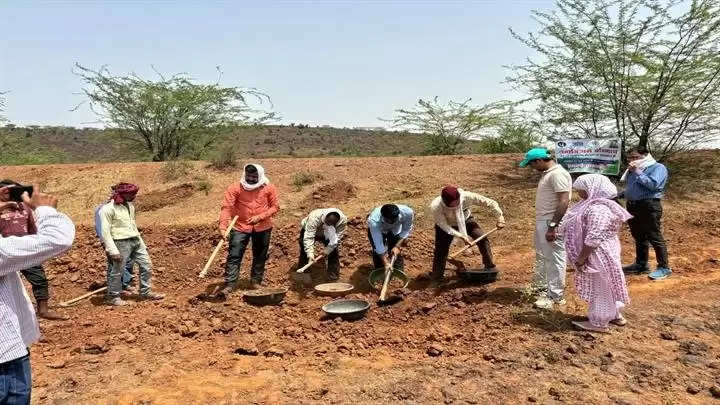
[296,254,324,273]
[379,255,397,301]
[449,227,499,259]
[59,286,107,307]
[199,215,239,278]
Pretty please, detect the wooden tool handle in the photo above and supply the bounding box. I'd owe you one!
[199,215,239,278]
[296,254,324,273]
[379,255,397,301]
[59,286,107,307]
[449,227,499,259]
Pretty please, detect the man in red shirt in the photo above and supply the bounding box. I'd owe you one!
[0,179,69,320]
[218,164,279,294]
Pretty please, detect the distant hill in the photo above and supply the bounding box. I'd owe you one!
[1,124,478,165]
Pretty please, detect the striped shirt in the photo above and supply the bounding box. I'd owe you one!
[623,163,668,201]
[0,206,75,363]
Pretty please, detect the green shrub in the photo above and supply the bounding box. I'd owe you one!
[161,160,193,181]
[476,124,543,154]
[209,147,238,170]
[194,179,212,195]
[292,171,323,191]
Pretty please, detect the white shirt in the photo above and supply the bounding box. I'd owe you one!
[536,164,572,221]
[429,191,505,238]
[0,206,75,363]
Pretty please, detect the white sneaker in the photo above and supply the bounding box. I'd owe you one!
[534,296,553,309]
[534,296,566,309]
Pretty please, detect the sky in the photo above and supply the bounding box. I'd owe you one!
[0,0,554,128]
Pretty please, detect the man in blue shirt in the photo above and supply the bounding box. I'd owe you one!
[366,204,414,272]
[619,147,671,280]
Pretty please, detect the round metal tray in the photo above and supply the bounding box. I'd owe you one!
[322,299,371,321]
[243,288,287,306]
[314,282,354,297]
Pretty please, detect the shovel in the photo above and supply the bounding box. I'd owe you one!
[199,215,239,279]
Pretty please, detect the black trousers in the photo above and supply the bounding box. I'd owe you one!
[431,218,495,280]
[21,265,49,301]
[627,199,669,268]
[367,229,404,271]
[297,228,340,281]
[225,228,272,284]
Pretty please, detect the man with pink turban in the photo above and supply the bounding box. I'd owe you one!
[559,174,632,333]
[99,183,164,305]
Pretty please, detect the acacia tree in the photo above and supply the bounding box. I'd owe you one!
[74,64,277,161]
[387,97,510,155]
[508,0,720,160]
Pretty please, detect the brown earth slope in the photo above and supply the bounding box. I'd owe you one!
[2,151,720,404]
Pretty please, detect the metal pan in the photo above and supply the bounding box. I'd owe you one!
[243,288,287,306]
[322,299,371,321]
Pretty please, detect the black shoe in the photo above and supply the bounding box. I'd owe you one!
[219,284,234,296]
[623,263,650,274]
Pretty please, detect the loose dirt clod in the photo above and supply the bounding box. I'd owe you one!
[234,345,259,356]
[426,344,443,357]
[686,383,702,395]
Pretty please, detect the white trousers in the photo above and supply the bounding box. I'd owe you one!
[532,220,567,300]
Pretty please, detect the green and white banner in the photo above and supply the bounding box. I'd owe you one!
[555,138,621,175]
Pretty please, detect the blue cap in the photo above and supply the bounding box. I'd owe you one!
[519,148,551,167]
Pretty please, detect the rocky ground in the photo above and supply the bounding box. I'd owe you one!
[4,152,720,404]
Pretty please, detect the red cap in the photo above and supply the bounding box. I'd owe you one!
[441,185,460,205]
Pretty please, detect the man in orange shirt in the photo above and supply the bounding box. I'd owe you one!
[218,164,279,294]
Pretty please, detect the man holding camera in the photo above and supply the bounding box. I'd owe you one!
[0,185,75,403]
[0,179,69,320]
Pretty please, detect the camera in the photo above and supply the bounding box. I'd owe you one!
[8,186,34,203]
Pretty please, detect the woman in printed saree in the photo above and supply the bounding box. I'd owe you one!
[560,174,632,333]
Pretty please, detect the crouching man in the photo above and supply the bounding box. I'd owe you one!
[297,208,347,281]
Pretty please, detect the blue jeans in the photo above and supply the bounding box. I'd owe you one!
[106,255,135,290]
[107,237,153,297]
[0,354,31,405]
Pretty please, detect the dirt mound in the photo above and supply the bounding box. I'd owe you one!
[307,181,357,204]
[135,183,196,212]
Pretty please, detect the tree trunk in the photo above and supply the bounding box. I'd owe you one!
[638,134,648,151]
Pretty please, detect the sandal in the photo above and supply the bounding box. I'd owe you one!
[610,315,627,326]
[572,320,610,333]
